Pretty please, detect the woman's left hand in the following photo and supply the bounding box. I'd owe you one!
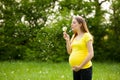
[72,66,81,72]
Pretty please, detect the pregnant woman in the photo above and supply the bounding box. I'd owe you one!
[63,16,94,80]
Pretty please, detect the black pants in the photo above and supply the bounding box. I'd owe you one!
[73,67,92,80]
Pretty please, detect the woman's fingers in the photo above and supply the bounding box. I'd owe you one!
[63,32,66,39]
[63,32,69,40]
[72,66,80,72]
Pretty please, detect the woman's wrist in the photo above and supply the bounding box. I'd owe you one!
[66,38,70,42]
[78,65,82,69]
[66,40,70,43]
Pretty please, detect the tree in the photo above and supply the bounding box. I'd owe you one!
[107,0,120,61]
[0,0,57,60]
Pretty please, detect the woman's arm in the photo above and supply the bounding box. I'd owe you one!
[63,32,72,54]
[66,40,72,54]
[72,40,94,71]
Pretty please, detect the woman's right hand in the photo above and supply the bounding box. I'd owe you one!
[63,32,70,41]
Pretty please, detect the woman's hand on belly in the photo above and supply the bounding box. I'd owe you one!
[72,66,81,72]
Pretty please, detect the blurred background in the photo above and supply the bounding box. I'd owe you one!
[0,0,120,62]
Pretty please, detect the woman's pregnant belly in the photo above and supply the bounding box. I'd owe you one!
[69,51,87,67]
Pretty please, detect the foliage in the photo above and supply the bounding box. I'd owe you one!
[0,0,120,62]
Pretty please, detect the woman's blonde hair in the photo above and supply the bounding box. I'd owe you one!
[71,16,93,42]
[75,16,90,33]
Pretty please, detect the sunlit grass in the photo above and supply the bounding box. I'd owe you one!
[0,61,120,80]
[0,61,72,80]
[93,62,120,80]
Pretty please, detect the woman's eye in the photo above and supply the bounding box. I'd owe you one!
[72,22,76,24]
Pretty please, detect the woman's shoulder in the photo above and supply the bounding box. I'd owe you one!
[84,32,93,41]
[84,32,91,37]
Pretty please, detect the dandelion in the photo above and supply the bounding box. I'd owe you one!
[62,26,67,32]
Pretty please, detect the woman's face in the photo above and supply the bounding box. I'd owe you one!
[71,18,82,32]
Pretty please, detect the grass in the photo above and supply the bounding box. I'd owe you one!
[0,61,120,80]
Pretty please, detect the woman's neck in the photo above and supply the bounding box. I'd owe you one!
[76,30,84,36]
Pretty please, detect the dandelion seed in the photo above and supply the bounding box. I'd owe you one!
[39,71,42,74]
[11,71,14,74]
[3,73,6,76]
[61,75,64,78]
[46,71,48,74]
[26,68,29,71]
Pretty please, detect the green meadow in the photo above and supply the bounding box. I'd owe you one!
[0,61,120,80]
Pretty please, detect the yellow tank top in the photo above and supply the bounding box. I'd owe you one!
[69,32,93,69]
